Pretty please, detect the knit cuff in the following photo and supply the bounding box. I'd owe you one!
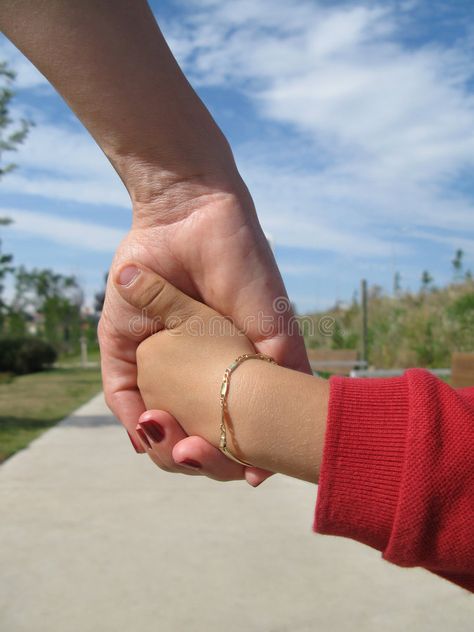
[314,374,410,552]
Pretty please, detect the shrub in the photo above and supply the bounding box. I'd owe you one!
[0,337,57,375]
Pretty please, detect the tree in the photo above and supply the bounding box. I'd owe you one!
[393,271,401,296]
[421,270,433,292]
[452,249,464,281]
[94,272,108,314]
[13,267,84,352]
[0,61,33,332]
[448,292,474,352]
[0,217,14,332]
[0,61,31,179]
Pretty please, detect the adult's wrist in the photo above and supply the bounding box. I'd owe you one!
[113,125,238,198]
[126,157,254,227]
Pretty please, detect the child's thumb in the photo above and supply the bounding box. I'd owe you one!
[114,264,201,328]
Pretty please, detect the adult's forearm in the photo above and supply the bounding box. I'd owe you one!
[1,0,236,200]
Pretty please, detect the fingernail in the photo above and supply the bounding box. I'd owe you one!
[127,430,145,454]
[136,426,151,449]
[179,458,202,471]
[246,471,265,487]
[139,419,165,443]
[118,265,140,286]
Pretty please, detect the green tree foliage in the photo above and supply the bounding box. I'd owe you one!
[0,60,33,332]
[393,271,401,295]
[452,249,464,281]
[0,61,102,361]
[0,60,31,179]
[13,267,84,353]
[420,270,433,292]
[0,336,56,374]
[94,272,108,314]
[305,251,474,368]
[447,292,474,352]
[0,217,14,331]
[330,301,360,351]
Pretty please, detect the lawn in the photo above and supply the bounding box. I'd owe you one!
[0,367,103,463]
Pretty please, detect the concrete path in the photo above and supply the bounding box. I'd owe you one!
[0,394,472,632]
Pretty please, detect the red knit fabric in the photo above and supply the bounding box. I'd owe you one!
[314,369,474,593]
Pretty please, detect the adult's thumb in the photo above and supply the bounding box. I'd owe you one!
[114,264,201,330]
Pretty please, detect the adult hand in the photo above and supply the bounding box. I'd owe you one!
[99,180,311,484]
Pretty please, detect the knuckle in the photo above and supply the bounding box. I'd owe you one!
[136,277,168,313]
[136,336,150,359]
[136,335,156,367]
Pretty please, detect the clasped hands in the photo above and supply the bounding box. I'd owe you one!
[98,186,326,486]
[112,262,328,484]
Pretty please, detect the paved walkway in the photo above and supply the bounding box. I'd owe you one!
[0,394,472,632]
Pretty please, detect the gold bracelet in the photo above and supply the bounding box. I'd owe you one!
[219,352,277,467]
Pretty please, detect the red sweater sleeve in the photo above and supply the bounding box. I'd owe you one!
[314,369,474,593]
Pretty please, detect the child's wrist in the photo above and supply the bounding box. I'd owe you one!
[227,362,329,482]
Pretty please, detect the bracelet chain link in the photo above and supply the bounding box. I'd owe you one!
[219,352,277,467]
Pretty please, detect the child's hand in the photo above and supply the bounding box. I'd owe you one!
[114,263,256,460]
[114,263,329,482]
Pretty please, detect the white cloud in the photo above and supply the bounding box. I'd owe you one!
[239,159,409,256]
[3,207,125,252]
[2,121,130,209]
[1,172,129,208]
[408,229,474,260]
[14,123,110,177]
[164,0,474,256]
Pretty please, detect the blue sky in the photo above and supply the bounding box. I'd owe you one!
[1,0,474,312]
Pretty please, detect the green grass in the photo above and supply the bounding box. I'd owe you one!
[0,367,103,463]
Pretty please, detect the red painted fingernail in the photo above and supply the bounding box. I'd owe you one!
[139,419,165,443]
[179,459,202,471]
[136,426,151,449]
[127,430,144,454]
